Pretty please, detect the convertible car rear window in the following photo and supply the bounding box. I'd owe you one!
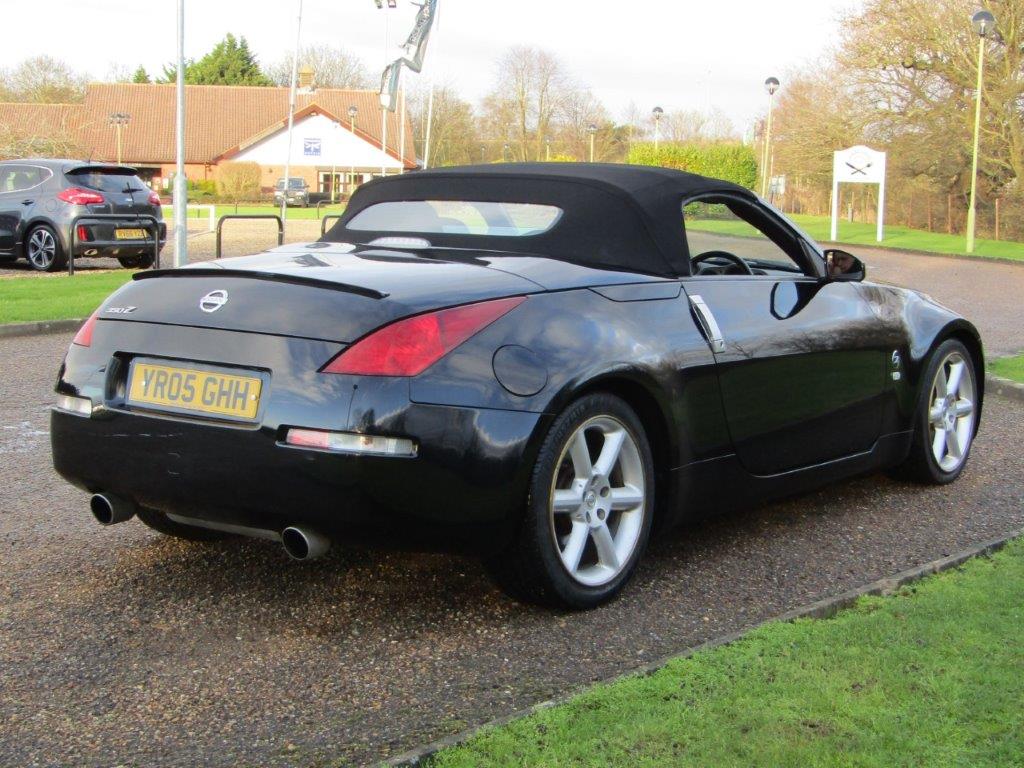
[346,200,563,237]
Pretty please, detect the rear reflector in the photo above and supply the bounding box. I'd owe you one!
[322,296,526,377]
[56,394,93,417]
[284,428,417,457]
[72,313,98,347]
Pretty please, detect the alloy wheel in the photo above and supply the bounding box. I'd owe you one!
[927,351,975,473]
[549,415,646,587]
[27,229,57,270]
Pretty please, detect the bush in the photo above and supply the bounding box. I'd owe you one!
[186,179,217,196]
[627,142,758,189]
[215,162,261,203]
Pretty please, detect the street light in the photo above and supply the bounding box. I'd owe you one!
[588,124,598,163]
[347,104,358,199]
[966,10,995,253]
[503,143,510,162]
[480,144,485,163]
[108,112,130,165]
[760,76,780,198]
[545,136,551,162]
[652,106,664,152]
[374,0,398,177]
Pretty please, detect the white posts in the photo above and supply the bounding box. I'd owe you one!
[280,0,303,235]
[830,145,887,243]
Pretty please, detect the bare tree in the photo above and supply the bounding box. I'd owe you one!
[405,82,480,166]
[265,45,373,89]
[482,46,572,161]
[0,56,88,103]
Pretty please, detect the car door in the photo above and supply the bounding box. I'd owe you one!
[0,164,24,253]
[680,193,890,476]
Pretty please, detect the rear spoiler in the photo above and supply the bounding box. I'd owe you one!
[133,268,388,300]
[63,163,139,175]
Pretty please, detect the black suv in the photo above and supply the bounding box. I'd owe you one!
[0,159,167,272]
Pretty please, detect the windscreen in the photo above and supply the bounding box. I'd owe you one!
[68,168,148,193]
[346,200,563,237]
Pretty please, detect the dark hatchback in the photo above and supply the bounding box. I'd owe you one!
[0,159,166,271]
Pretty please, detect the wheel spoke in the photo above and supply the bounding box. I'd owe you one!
[552,488,582,513]
[593,428,625,478]
[591,524,619,570]
[954,399,974,418]
[933,364,947,399]
[946,361,965,397]
[560,522,589,573]
[946,428,963,460]
[568,431,592,479]
[929,404,945,426]
[932,426,947,459]
[609,484,643,511]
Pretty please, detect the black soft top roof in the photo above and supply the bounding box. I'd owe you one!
[323,163,755,277]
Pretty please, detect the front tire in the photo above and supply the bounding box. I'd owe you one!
[135,507,230,542]
[486,393,655,609]
[25,225,67,272]
[891,339,978,484]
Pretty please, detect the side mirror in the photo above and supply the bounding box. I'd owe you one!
[824,249,865,282]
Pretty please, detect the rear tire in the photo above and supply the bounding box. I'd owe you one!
[24,224,66,272]
[136,507,230,542]
[117,253,155,269]
[890,338,978,484]
[485,393,655,609]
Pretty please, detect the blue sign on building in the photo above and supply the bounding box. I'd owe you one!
[303,138,322,157]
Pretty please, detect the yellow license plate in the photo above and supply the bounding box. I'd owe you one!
[128,362,262,420]
[115,228,146,240]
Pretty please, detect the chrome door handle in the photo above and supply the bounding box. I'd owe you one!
[689,294,725,353]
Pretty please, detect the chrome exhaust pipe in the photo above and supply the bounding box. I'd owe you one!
[90,493,136,526]
[281,526,330,561]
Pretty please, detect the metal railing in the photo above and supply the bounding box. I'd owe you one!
[68,214,162,276]
[215,214,284,260]
[315,200,346,217]
[321,215,344,237]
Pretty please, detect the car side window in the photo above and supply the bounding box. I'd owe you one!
[2,164,44,193]
[683,196,810,277]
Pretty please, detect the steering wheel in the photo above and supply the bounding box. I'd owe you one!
[691,250,754,275]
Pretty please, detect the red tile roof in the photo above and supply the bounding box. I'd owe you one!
[1,83,415,167]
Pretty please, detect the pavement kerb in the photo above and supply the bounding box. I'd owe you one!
[387,526,1024,767]
[986,373,1024,403]
[0,318,86,339]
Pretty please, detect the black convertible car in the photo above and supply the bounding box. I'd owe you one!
[52,164,983,609]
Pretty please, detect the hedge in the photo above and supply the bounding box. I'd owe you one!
[627,142,757,189]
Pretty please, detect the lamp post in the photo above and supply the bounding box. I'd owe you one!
[588,124,598,163]
[545,136,551,162]
[966,10,995,254]
[375,0,398,177]
[108,112,130,165]
[503,143,510,162]
[347,104,358,198]
[480,144,485,163]
[652,106,664,152]
[760,76,780,198]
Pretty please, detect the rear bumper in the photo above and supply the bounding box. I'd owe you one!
[73,240,166,258]
[51,400,544,554]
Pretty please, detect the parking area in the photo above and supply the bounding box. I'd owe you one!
[1,251,1023,767]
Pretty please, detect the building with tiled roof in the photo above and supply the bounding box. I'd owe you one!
[0,82,416,196]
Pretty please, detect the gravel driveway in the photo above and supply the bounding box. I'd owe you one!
[1,326,1022,767]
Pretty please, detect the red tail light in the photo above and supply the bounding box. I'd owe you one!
[58,187,105,206]
[148,190,162,206]
[72,312,98,347]
[322,296,526,377]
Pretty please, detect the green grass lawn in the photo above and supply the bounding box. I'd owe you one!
[690,214,1024,262]
[162,203,346,222]
[429,540,1024,768]
[0,272,133,324]
[990,355,1024,383]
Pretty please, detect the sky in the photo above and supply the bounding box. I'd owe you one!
[5,0,861,133]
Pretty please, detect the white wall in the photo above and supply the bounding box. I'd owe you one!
[233,113,404,169]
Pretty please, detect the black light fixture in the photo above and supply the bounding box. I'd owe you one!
[764,77,780,95]
[972,9,995,37]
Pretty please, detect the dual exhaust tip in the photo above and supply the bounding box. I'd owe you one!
[88,493,330,561]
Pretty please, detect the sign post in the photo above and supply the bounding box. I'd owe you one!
[831,145,887,243]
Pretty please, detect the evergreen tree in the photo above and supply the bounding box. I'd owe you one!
[132,66,151,84]
[184,34,271,86]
